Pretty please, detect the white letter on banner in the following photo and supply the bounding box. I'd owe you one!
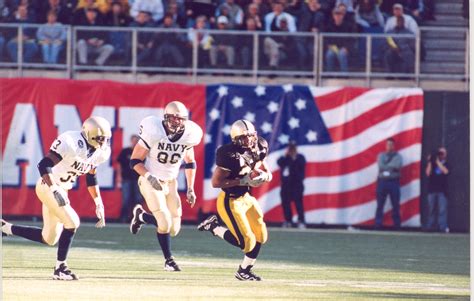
[54,105,116,188]
[90,106,115,188]
[118,107,162,147]
[3,103,44,186]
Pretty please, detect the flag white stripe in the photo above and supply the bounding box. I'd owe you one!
[308,86,343,98]
[302,180,420,225]
[319,88,423,129]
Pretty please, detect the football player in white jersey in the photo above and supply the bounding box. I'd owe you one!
[129,100,203,271]
[1,117,112,281]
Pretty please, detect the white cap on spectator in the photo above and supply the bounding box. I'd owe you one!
[217,15,229,24]
[393,3,403,9]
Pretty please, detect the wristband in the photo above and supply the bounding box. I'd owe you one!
[94,197,103,206]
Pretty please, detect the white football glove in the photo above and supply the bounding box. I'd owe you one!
[145,172,169,194]
[186,188,196,208]
[239,173,266,187]
[94,198,106,228]
[50,185,69,207]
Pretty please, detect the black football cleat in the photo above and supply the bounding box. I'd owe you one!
[53,263,78,281]
[235,265,262,281]
[197,215,219,235]
[164,256,181,272]
[130,205,145,235]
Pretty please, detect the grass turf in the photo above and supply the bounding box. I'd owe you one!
[2,223,470,300]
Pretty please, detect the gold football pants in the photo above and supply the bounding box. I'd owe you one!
[216,191,268,253]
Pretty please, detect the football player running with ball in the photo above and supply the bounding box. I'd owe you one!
[129,101,203,271]
[198,119,272,281]
[2,117,112,280]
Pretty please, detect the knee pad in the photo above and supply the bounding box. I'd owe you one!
[153,210,172,234]
[170,217,181,237]
[242,232,257,253]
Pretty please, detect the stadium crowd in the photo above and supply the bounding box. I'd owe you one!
[0,0,434,72]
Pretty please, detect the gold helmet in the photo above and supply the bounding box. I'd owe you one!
[82,116,112,149]
[230,119,257,149]
[164,101,188,137]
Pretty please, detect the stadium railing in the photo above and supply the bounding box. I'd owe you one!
[0,23,469,90]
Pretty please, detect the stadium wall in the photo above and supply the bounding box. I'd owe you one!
[421,91,470,232]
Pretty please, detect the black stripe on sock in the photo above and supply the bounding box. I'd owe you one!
[224,193,245,250]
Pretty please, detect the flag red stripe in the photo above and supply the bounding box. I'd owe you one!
[315,87,371,112]
[328,96,424,142]
[262,162,419,216]
[251,129,422,197]
[356,197,420,226]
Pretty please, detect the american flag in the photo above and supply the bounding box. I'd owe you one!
[203,84,423,226]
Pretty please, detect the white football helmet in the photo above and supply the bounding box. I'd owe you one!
[230,119,257,149]
[82,116,112,149]
[164,101,188,137]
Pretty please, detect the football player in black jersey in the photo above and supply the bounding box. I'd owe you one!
[197,119,272,281]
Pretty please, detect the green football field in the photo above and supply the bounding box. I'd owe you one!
[2,222,470,300]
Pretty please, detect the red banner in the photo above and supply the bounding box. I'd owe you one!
[1,78,206,220]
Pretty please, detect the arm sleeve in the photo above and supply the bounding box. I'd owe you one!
[215,147,238,172]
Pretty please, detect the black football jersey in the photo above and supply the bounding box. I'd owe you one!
[215,136,268,196]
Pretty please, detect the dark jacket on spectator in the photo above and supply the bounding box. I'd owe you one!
[155,23,184,45]
[129,20,155,45]
[76,13,107,41]
[73,8,104,25]
[323,18,355,49]
[104,11,132,27]
[38,1,76,24]
[298,1,325,32]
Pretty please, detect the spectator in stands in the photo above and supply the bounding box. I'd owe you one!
[384,3,418,34]
[383,16,415,73]
[335,0,354,21]
[116,134,142,222]
[104,1,131,26]
[264,1,296,32]
[216,0,244,29]
[129,10,155,65]
[298,0,325,33]
[277,142,307,229]
[76,8,114,65]
[209,15,235,67]
[240,17,257,68]
[355,0,384,31]
[154,13,185,67]
[77,0,111,14]
[105,1,131,64]
[322,7,355,72]
[374,138,402,229]
[73,1,104,25]
[248,0,271,20]
[425,147,449,232]
[244,3,263,30]
[130,0,164,24]
[186,15,212,66]
[36,10,67,64]
[184,0,218,28]
[38,0,75,24]
[167,1,187,28]
[6,4,38,62]
[263,1,296,69]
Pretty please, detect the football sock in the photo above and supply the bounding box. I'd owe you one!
[241,256,256,269]
[55,260,66,269]
[157,233,172,259]
[142,212,158,226]
[223,230,240,248]
[245,242,262,259]
[57,228,76,262]
[11,225,45,244]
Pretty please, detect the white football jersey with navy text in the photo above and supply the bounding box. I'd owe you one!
[49,131,111,190]
[138,116,203,180]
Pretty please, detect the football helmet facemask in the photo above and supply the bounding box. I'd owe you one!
[82,116,112,150]
[230,119,257,149]
[164,101,188,138]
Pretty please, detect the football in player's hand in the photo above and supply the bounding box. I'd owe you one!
[249,169,262,179]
